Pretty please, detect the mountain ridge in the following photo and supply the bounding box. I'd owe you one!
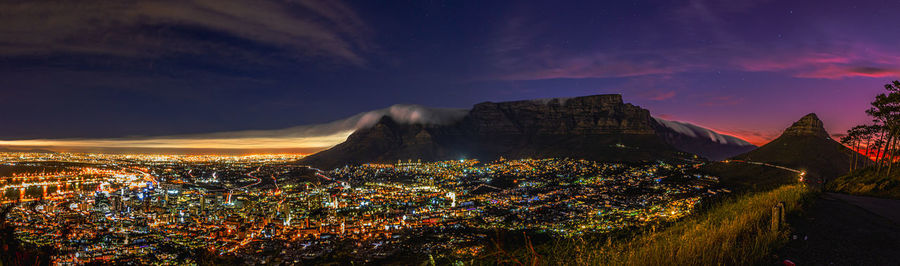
[299,94,755,169]
[300,94,680,169]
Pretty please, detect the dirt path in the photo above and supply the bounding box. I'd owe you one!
[776,193,900,265]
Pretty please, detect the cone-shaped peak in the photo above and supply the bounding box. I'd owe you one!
[781,113,829,138]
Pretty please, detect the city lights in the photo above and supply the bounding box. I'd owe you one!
[1,152,725,264]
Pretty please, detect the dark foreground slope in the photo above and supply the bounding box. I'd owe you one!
[733,113,867,181]
[300,95,683,169]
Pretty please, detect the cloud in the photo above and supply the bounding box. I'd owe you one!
[493,54,684,80]
[715,128,781,146]
[483,11,700,81]
[654,117,755,146]
[0,135,354,150]
[500,43,900,82]
[0,0,373,65]
[0,104,467,153]
[733,47,900,79]
[655,114,677,120]
[483,1,900,83]
[646,91,677,101]
[796,66,900,79]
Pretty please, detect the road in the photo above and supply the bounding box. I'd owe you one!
[776,192,900,265]
[825,192,900,224]
[238,167,262,190]
[309,167,349,187]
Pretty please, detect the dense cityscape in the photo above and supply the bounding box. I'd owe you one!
[5,0,900,264]
[0,152,725,264]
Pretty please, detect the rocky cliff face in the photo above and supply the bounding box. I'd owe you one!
[299,94,681,169]
[781,113,830,138]
[461,95,657,136]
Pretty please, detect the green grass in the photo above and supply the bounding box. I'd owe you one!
[486,185,813,265]
[828,165,900,199]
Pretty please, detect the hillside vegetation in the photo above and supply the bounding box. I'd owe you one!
[489,185,812,265]
[828,166,900,199]
[700,162,799,192]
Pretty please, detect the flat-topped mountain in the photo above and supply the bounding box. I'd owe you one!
[463,95,657,135]
[300,94,753,169]
[733,113,868,181]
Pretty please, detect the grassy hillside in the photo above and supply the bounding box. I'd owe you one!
[701,162,799,192]
[828,165,900,199]
[488,185,813,265]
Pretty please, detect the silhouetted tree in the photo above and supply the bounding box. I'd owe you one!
[846,81,900,177]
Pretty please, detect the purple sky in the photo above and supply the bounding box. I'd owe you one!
[1,0,899,148]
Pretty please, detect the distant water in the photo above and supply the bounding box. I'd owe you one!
[0,165,100,201]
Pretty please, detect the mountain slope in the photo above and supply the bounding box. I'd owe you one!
[300,95,683,169]
[733,113,868,181]
[297,117,451,168]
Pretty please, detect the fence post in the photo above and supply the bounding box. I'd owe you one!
[771,202,785,232]
[778,201,786,224]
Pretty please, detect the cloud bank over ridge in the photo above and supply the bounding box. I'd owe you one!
[653,117,755,147]
[0,103,757,155]
[0,105,468,153]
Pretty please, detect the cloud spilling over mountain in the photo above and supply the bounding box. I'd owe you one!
[189,104,467,139]
[652,118,756,161]
[299,94,685,169]
[0,105,467,153]
[0,97,754,160]
[654,118,754,147]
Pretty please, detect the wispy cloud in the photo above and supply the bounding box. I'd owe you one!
[0,134,354,151]
[0,104,467,153]
[795,66,900,79]
[492,52,687,80]
[643,90,677,101]
[0,0,374,65]
[484,0,900,83]
[483,13,692,81]
[732,43,900,79]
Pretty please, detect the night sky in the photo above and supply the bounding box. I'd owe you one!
[2,0,900,148]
